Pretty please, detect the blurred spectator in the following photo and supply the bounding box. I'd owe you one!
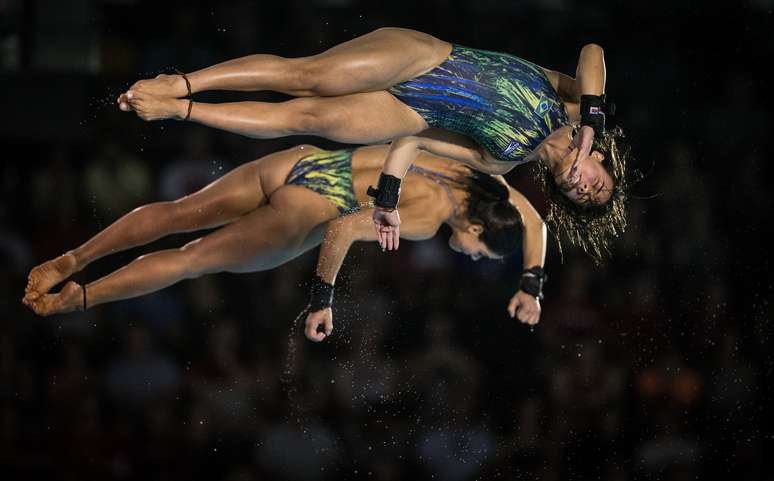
[105,325,182,408]
[159,129,226,201]
[85,140,152,219]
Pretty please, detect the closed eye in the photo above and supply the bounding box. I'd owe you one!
[594,179,604,195]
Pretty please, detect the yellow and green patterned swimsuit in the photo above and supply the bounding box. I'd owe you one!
[285,149,466,215]
[389,45,569,165]
[285,149,360,214]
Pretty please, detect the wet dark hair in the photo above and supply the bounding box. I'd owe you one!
[536,126,630,264]
[459,171,522,257]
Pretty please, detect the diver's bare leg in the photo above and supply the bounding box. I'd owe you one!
[128,90,427,144]
[24,147,309,300]
[26,186,338,316]
[123,28,451,101]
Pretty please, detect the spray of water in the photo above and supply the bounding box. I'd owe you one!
[280,305,310,427]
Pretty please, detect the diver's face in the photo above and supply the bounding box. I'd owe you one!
[448,224,501,261]
[555,148,614,206]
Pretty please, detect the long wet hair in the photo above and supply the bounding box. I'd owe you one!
[458,171,522,258]
[535,126,631,264]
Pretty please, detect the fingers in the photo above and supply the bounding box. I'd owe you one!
[575,141,591,165]
[561,135,579,161]
[516,306,529,323]
[324,315,333,337]
[561,144,576,162]
[373,221,384,249]
[379,227,389,250]
[507,297,519,318]
[374,224,398,251]
[373,213,386,250]
[525,313,540,326]
[375,224,384,249]
[508,294,540,326]
[516,306,540,326]
[305,312,333,342]
[574,127,594,163]
[305,316,326,342]
[372,210,401,251]
[377,226,400,251]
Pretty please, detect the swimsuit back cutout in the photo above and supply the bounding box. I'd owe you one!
[407,164,460,214]
[390,45,569,164]
[285,149,360,214]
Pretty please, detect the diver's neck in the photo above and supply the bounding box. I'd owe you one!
[445,185,468,222]
[533,126,573,175]
[410,167,466,223]
[443,188,469,228]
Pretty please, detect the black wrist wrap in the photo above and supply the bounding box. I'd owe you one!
[366,173,402,210]
[519,266,547,300]
[309,275,335,311]
[580,94,615,135]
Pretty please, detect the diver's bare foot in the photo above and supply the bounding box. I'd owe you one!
[24,281,83,316]
[117,74,188,111]
[133,73,188,98]
[24,252,79,302]
[126,91,188,121]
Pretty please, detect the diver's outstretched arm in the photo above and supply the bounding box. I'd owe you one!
[305,200,441,341]
[541,43,606,108]
[380,131,494,180]
[372,130,506,249]
[315,209,378,286]
[304,209,376,342]
[559,44,608,167]
[503,182,547,271]
[574,43,606,100]
[499,180,547,326]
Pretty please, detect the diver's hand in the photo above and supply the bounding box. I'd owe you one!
[372,207,401,251]
[507,290,541,326]
[563,125,595,168]
[305,307,333,342]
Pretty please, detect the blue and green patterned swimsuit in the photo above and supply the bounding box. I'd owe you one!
[389,45,569,165]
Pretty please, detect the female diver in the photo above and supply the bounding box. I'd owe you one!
[118,27,627,261]
[23,144,546,339]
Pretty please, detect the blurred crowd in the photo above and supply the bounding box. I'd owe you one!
[1,1,772,480]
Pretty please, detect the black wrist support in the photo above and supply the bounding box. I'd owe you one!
[580,94,615,135]
[309,275,335,311]
[519,266,547,300]
[367,173,402,210]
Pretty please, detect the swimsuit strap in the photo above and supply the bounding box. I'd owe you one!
[407,165,460,215]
